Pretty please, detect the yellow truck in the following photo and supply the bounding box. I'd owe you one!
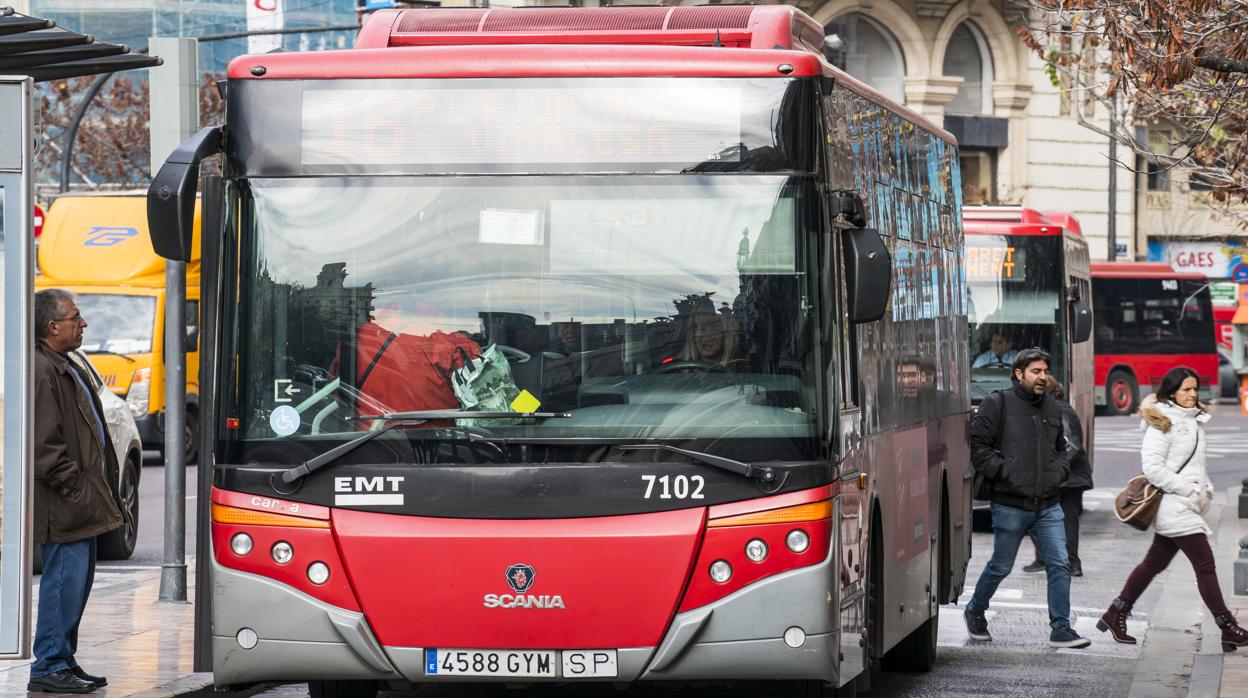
[35,192,201,463]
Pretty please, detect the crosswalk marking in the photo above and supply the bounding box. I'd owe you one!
[1093,424,1238,459]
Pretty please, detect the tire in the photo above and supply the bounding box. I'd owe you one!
[307,680,379,698]
[863,511,883,688]
[99,454,141,560]
[1105,369,1138,416]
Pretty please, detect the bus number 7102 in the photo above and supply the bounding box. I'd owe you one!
[641,474,705,500]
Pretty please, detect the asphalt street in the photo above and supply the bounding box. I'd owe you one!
[118,404,1248,696]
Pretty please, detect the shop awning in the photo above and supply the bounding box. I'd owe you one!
[0,6,160,81]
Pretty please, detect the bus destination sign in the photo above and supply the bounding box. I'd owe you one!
[966,245,1025,282]
[301,83,745,167]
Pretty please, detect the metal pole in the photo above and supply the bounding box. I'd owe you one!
[159,260,187,601]
[1107,98,1118,261]
[150,36,197,603]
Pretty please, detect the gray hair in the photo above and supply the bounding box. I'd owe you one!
[34,288,75,340]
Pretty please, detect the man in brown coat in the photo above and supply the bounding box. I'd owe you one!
[29,289,123,694]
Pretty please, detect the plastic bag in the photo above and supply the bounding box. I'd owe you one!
[451,344,522,425]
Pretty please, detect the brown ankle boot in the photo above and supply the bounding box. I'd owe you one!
[1215,612,1248,652]
[1096,597,1137,644]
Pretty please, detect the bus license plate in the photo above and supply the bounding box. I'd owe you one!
[426,649,556,677]
[424,649,618,678]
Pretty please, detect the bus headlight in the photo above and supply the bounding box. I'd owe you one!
[708,560,733,584]
[745,538,769,562]
[307,562,330,585]
[786,529,810,553]
[229,533,253,556]
[271,541,294,564]
[125,367,151,418]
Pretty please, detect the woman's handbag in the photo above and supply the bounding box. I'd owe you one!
[1114,432,1199,531]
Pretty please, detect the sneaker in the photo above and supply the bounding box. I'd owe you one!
[1049,627,1091,648]
[1022,560,1046,573]
[964,609,992,641]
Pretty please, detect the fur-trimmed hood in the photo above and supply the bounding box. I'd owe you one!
[1138,394,1210,433]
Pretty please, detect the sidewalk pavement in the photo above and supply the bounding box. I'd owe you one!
[0,560,213,697]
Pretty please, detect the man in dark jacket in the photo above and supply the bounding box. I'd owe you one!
[1022,382,1093,576]
[30,289,124,694]
[963,348,1090,649]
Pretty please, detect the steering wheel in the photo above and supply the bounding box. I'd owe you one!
[654,361,726,374]
[494,344,532,363]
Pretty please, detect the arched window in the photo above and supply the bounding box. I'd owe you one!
[942,22,994,114]
[824,13,906,104]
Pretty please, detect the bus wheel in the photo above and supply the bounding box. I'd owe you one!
[1106,370,1138,416]
[307,680,379,698]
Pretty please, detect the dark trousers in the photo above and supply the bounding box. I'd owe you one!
[1119,532,1228,616]
[1031,489,1083,567]
[31,537,97,679]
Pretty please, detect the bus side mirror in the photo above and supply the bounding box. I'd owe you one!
[842,227,891,324]
[1071,298,1092,343]
[147,126,223,262]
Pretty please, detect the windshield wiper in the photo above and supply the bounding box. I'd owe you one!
[85,349,137,363]
[617,443,788,488]
[277,410,571,485]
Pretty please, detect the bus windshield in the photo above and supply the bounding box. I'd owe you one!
[1093,277,1215,355]
[224,175,821,461]
[965,234,1064,400]
[75,293,157,355]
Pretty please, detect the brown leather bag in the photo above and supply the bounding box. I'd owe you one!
[1114,433,1199,531]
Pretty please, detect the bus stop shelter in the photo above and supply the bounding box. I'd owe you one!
[1,5,158,659]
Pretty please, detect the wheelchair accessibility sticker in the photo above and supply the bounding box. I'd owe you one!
[83,226,140,247]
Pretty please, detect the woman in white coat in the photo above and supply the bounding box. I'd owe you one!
[1097,367,1248,651]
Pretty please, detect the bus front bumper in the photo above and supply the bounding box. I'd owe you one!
[211,535,841,687]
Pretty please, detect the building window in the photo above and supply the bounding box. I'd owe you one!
[942,23,993,115]
[960,149,995,204]
[825,13,906,104]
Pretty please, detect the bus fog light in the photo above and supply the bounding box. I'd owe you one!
[236,628,259,650]
[271,541,294,564]
[307,562,330,585]
[709,560,733,584]
[784,626,806,648]
[786,529,810,553]
[230,533,253,556]
[745,538,769,562]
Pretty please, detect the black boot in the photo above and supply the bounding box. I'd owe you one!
[1096,597,1136,644]
[1215,612,1248,652]
[27,668,96,694]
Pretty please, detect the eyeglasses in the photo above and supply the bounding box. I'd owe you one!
[54,314,83,324]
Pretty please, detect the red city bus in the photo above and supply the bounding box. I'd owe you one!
[147,6,971,696]
[962,207,1094,454]
[1091,262,1218,414]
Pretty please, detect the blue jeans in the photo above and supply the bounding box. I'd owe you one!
[31,537,97,679]
[967,502,1072,631]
